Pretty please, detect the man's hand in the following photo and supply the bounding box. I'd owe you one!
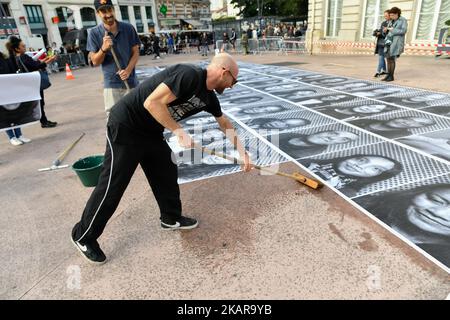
[117,68,131,81]
[241,152,253,172]
[174,128,194,149]
[102,31,113,52]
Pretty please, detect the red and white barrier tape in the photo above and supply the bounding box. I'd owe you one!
[312,41,449,49]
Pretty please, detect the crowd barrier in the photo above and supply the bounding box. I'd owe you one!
[216,37,307,55]
[55,52,87,71]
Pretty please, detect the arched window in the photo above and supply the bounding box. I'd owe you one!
[415,0,450,40]
[55,6,74,40]
[81,7,96,28]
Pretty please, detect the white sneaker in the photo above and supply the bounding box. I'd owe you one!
[9,137,23,146]
[18,136,31,143]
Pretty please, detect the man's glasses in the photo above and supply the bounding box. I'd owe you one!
[223,68,238,86]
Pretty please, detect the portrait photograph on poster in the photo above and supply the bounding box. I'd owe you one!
[297,142,450,198]
[267,122,382,159]
[348,109,450,139]
[314,98,402,120]
[0,101,41,131]
[354,174,450,269]
[239,109,335,134]
[396,128,450,162]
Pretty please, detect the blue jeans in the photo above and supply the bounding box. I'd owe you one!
[6,128,22,139]
[377,49,387,73]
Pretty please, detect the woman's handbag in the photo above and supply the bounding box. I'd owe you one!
[17,55,51,90]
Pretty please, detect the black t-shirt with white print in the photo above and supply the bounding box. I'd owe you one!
[108,64,222,143]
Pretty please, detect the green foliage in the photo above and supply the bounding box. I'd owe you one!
[229,0,308,18]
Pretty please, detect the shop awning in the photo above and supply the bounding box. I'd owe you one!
[159,19,180,27]
[182,19,203,27]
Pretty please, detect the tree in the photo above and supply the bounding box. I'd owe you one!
[230,0,308,18]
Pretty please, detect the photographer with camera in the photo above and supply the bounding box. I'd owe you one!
[373,10,390,78]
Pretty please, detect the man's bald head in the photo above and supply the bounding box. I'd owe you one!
[205,53,239,94]
[209,53,239,79]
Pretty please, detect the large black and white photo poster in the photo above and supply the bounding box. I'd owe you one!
[0,72,42,131]
[135,61,450,272]
[354,174,450,269]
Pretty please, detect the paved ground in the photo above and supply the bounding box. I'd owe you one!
[1,52,449,300]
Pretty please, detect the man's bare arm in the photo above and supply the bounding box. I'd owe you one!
[216,115,252,171]
[143,83,192,148]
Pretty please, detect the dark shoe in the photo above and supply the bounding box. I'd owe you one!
[374,73,380,77]
[380,71,388,75]
[41,121,57,128]
[381,74,392,81]
[71,234,107,265]
[161,216,198,230]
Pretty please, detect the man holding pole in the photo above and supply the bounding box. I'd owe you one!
[88,0,141,113]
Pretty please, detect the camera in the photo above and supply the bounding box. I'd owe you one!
[372,29,381,37]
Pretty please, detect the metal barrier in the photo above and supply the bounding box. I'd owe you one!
[55,52,86,71]
[215,37,307,55]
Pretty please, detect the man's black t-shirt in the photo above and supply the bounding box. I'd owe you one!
[108,64,222,143]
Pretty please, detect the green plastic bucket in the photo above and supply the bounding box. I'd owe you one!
[72,155,104,187]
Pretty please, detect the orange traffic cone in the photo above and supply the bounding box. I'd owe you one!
[65,63,75,80]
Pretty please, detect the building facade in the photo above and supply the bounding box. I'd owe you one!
[307,0,450,49]
[155,0,212,33]
[210,0,239,20]
[0,0,158,48]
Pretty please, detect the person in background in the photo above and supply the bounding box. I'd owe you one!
[373,10,390,77]
[230,28,236,51]
[0,51,32,146]
[200,32,209,57]
[6,36,58,128]
[382,7,408,82]
[241,31,249,55]
[87,0,141,113]
[221,32,229,52]
[152,32,160,59]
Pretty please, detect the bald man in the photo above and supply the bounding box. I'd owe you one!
[71,53,252,264]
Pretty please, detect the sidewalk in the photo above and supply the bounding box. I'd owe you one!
[1,53,449,300]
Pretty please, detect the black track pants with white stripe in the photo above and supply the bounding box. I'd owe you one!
[72,129,182,244]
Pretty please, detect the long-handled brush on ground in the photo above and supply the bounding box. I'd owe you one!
[38,133,85,172]
[197,145,322,190]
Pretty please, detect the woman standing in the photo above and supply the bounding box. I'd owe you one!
[382,7,408,82]
[6,36,58,128]
[0,51,32,146]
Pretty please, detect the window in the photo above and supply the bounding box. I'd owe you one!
[81,7,96,28]
[326,0,343,37]
[416,0,450,40]
[25,5,45,24]
[362,0,390,38]
[134,6,143,33]
[172,2,176,17]
[145,6,153,23]
[1,2,11,16]
[24,5,46,30]
[120,6,129,22]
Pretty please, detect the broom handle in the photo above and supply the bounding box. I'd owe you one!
[53,132,85,166]
[198,145,304,181]
[110,46,131,92]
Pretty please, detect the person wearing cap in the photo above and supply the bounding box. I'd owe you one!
[71,53,253,265]
[88,0,141,113]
